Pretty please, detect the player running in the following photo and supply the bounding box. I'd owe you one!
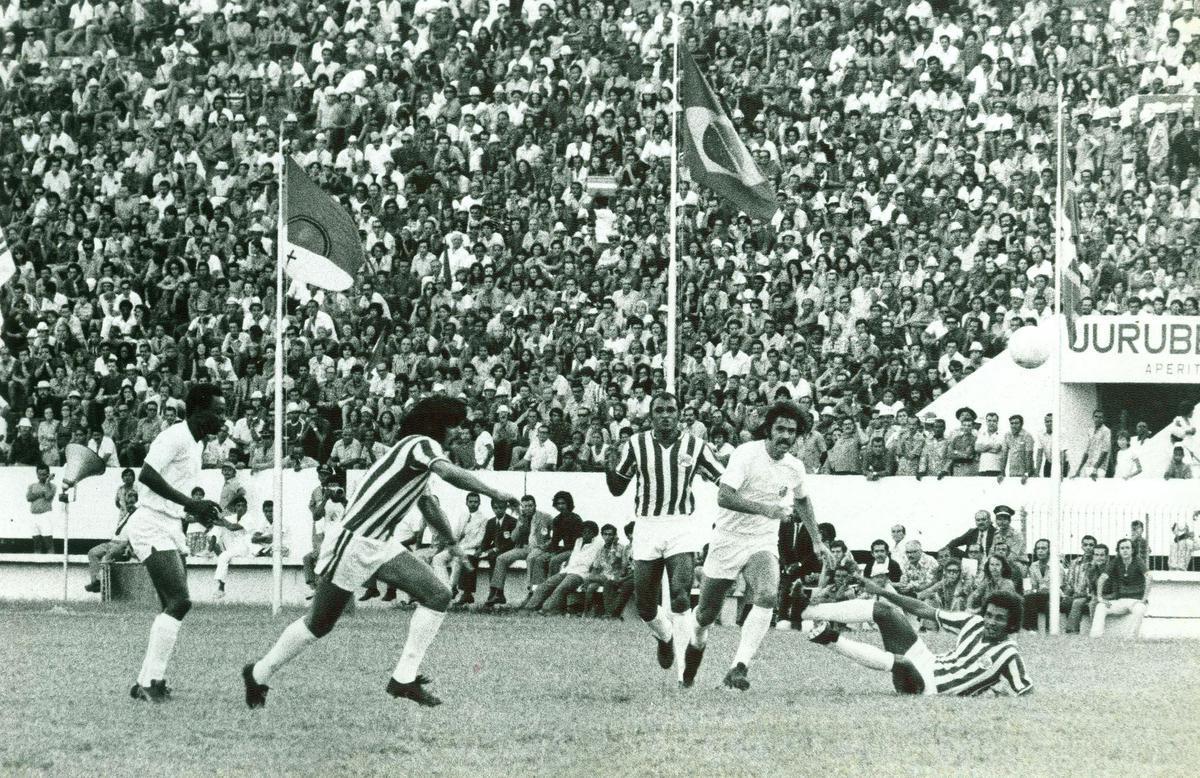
[605,392,724,679]
[683,400,825,690]
[797,574,1032,696]
[242,397,517,708]
[126,384,226,702]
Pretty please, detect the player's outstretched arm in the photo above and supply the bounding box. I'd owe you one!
[416,495,462,554]
[856,574,938,622]
[139,463,216,519]
[429,459,517,506]
[718,483,789,523]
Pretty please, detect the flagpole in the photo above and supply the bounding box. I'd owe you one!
[272,125,287,615]
[1048,81,1065,636]
[666,14,679,396]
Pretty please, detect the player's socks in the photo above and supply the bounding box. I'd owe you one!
[732,605,773,668]
[392,606,447,684]
[688,609,709,649]
[644,606,672,642]
[803,599,875,624]
[253,618,318,684]
[828,637,894,672]
[137,614,182,688]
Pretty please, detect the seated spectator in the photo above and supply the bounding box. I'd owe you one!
[1164,446,1193,480]
[483,496,540,608]
[84,486,137,594]
[519,521,601,614]
[810,566,861,606]
[430,492,485,592]
[862,539,902,582]
[211,495,268,599]
[1090,538,1149,639]
[450,496,505,607]
[546,491,583,574]
[1063,536,1098,634]
[967,554,1017,612]
[1022,539,1053,632]
[1169,521,1199,571]
[918,558,969,612]
[896,540,939,596]
[1130,519,1150,567]
[581,522,633,618]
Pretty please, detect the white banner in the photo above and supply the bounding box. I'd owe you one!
[1063,315,1200,383]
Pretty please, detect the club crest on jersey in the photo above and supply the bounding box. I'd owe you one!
[679,455,694,470]
[978,655,993,670]
[778,487,787,498]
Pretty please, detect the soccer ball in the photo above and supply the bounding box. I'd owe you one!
[1008,325,1050,369]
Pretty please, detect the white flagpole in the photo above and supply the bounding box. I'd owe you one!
[272,127,287,615]
[1048,82,1065,636]
[666,14,679,396]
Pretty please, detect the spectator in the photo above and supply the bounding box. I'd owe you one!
[1063,536,1099,634]
[211,495,267,599]
[519,521,602,615]
[84,484,136,594]
[546,490,583,573]
[967,554,1018,612]
[329,425,367,470]
[86,426,120,468]
[896,540,940,596]
[451,496,507,607]
[1130,519,1150,568]
[863,539,902,582]
[1075,410,1112,480]
[514,423,558,472]
[810,566,861,606]
[1021,539,1053,632]
[431,492,485,592]
[1113,432,1143,480]
[1002,414,1036,483]
[975,412,1005,477]
[1165,446,1193,479]
[482,495,538,608]
[1169,521,1199,572]
[9,418,41,465]
[993,505,1027,575]
[217,461,246,512]
[25,463,56,554]
[918,417,949,480]
[919,558,970,613]
[943,509,997,559]
[581,522,633,619]
[947,407,979,476]
[861,435,896,480]
[1090,538,1150,639]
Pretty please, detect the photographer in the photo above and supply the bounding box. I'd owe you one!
[25,463,57,553]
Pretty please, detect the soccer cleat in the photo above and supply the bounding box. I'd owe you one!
[656,636,674,669]
[214,589,226,600]
[130,681,169,703]
[807,621,840,645]
[381,587,398,602]
[722,662,750,691]
[84,580,101,593]
[483,592,506,608]
[359,588,381,602]
[242,663,269,709]
[386,675,442,707]
[681,643,705,688]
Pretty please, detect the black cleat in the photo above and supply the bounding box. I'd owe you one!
[722,662,750,691]
[359,588,381,602]
[681,643,705,688]
[381,587,397,602]
[483,593,506,608]
[242,663,269,709]
[656,636,674,669]
[130,681,168,703]
[386,675,442,707]
[84,581,101,593]
[807,621,840,645]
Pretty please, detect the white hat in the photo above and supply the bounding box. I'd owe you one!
[969,341,984,352]
[286,402,301,413]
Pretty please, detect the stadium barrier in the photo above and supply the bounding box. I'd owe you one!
[1,467,1198,606]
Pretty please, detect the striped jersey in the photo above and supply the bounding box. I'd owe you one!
[931,611,1033,696]
[613,431,724,518]
[341,435,448,540]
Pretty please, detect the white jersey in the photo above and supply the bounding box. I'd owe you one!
[714,439,807,538]
[137,421,203,520]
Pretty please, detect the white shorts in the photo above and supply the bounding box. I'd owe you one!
[702,531,777,581]
[125,506,188,561]
[29,512,56,537]
[902,638,938,696]
[631,518,706,562]
[315,527,409,591]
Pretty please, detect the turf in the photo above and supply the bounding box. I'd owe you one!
[2,602,1198,777]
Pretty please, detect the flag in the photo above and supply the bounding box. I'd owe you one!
[0,225,15,286]
[281,156,365,292]
[678,49,778,221]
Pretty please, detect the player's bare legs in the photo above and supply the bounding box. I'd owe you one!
[725,551,779,690]
[132,549,191,702]
[683,576,736,687]
[800,598,922,692]
[633,557,681,670]
[374,552,452,705]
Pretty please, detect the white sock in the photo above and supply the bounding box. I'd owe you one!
[688,609,710,649]
[253,618,317,684]
[804,599,876,624]
[644,606,672,642]
[672,610,692,678]
[137,614,182,686]
[830,638,895,672]
[392,606,447,684]
[732,605,773,668]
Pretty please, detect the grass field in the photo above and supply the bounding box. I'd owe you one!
[2,601,1199,777]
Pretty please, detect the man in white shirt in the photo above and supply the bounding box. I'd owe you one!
[517,424,558,471]
[430,492,484,588]
[519,521,602,613]
[87,426,120,468]
[684,401,827,690]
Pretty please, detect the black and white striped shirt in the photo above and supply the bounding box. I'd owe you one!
[932,611,1033,696]
[342,435,447,540]
[613,431,724,518]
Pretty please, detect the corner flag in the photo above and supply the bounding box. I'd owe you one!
[281,157,365,291]
[678,49,778,221]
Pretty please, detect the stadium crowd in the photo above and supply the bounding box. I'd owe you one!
[0,0,1192,481]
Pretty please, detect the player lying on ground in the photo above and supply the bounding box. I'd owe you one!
[683,400,827,691]
[125,384,226,702]
[797,574,1032,696]
[242,397,517,708]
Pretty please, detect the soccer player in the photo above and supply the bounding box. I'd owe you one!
[605,392,724,678]
[241,397,518,708]
[682,400,825,690]
[798,574,1033,696]
[125,383,226,702]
